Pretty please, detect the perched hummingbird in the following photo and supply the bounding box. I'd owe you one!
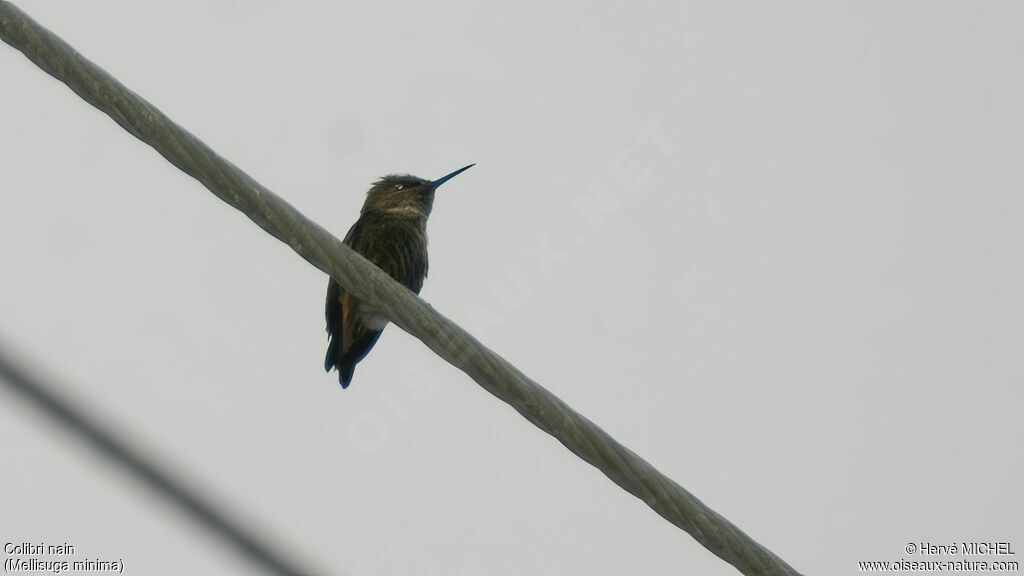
[324,164,474,388]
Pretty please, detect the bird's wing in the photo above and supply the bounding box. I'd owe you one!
[324,219,367,383]
[324,218,365,338]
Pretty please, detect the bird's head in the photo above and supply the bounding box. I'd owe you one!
[362,164,474,217]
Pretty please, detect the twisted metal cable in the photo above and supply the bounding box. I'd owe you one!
[1,3,803,575]
[0,346,327,576]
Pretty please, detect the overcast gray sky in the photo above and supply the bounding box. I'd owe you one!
[2,2,1021,575]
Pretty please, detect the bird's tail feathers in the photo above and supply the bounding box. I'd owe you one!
[339,362,355,388]
[324,337,340,373]
[325,332,357,389]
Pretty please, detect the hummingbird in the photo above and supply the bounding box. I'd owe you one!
[324,164,474,388]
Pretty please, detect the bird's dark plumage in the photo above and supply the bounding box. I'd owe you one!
[324,166,473,388]
[325,212,429,387]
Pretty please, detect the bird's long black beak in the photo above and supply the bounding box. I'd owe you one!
[430,164,475,188]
